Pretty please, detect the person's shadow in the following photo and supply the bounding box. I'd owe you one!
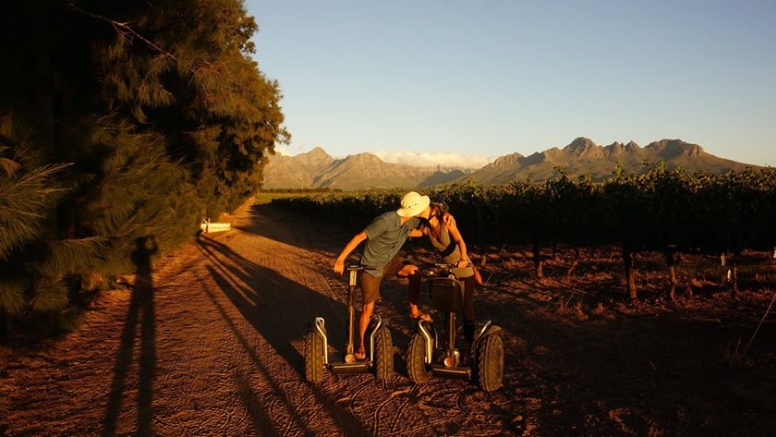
[103,236,158,437]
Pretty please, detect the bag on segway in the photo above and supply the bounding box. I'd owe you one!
[428,277,464,313]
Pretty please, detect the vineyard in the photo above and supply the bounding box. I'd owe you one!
[3,194,775,436]
[270,166,776,300]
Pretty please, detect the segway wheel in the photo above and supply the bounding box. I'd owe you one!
[303,330,325,383]
[373,326,394,380]
[475,333,504,392]
[406,333,432,384]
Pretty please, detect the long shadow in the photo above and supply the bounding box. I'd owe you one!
[196,269,367,435]
[195,236,370,435]
[233,204,352,254]
[102,236,157,437]
[196,236,347,372]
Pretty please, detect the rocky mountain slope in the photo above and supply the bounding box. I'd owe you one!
[261,138,758,190]
[261,147,465,190]
[466,137,754,184]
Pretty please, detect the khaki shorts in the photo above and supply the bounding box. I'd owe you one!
[360,255,406,305]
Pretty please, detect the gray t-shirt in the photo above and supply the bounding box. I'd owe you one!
[361,211,421,277]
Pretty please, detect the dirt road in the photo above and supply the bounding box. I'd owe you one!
[2,199,775,436]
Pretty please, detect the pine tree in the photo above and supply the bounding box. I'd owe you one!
[0,0,288,340]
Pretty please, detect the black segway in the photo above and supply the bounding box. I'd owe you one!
[303,265,393,383]
[405,263,504,392]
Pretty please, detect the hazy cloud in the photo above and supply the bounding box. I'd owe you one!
[271,144,293,156]
[371,150,494,170]
[272,144,495,170]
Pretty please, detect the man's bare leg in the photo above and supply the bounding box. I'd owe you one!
[356,301,374,359]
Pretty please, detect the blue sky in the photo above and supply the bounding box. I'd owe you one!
[245,0,776,168]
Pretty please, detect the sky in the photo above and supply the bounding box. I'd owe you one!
[245,0,776,169]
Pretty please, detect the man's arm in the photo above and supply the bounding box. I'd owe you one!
[333,231,368,274]
[408,228,426,238]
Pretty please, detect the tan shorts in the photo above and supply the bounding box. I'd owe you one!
[360,255,406,305]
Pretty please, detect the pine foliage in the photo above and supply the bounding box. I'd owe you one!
[0,157,70,260]
[0,0,288,340]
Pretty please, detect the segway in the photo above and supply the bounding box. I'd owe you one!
[303,265,394,383]
[405,263,504,392]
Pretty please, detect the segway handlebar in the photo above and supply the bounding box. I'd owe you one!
[345,265,381,287]
[420,262,456,278]
[346,264,381,271]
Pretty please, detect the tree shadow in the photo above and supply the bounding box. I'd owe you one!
[102,236,157,437]
[195,234,351,369]
[195,235,372,434]
[233,203,351,254]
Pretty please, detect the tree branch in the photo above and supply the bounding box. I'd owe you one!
[66,3,176,60]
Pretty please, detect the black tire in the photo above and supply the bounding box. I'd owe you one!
[373,326,394,380]
[475,333,504,392]
[406,333,432,384]
[303,330,325,383]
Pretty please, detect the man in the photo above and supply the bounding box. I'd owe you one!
[333,191,432,360]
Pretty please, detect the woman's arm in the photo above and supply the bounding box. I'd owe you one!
[445,216,470,268]
[442,212,456,228]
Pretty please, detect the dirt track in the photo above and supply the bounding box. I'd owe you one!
[2,199,775,436]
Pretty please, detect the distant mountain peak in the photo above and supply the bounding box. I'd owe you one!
[306,146,331,158]
[490,152,525,168]
[345,152,383,163]
[566,137,598,150]
[564,137,605,159]
[463,137,756,185]
[263,149,463,190]
[262,138,756,190]
[604,141,640,156]
[645,139,705,159]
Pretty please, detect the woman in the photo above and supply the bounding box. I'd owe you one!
[412,201,481,355]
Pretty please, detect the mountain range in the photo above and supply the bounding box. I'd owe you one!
[261,137,758,190]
